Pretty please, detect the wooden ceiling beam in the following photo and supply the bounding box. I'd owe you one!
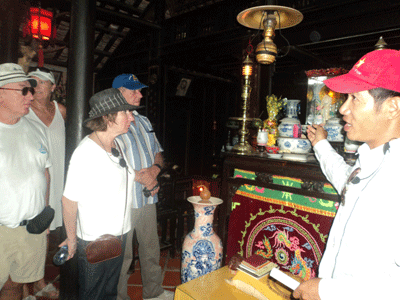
[96,6,162,30]
[95,49,113,57]
[95,25,127,37]
[98,0,142,15]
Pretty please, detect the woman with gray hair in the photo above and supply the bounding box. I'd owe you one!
[59,88,138,299]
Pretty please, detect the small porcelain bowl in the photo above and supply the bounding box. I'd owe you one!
[266,146,280,154]
[277,137,312,154]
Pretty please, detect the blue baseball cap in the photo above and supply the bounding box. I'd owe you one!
[112,74,148,90]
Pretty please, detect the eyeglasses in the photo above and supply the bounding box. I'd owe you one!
[29,67,52,74]
[111,147,127,168]
[340,167,361,206]
[0,87,35,96]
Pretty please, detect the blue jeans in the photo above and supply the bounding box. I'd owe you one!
[77,234,127,300]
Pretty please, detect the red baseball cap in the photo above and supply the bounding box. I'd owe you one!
[324,49,400,94]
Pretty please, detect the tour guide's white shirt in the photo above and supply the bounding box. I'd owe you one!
[314,139,400,300]
[63,136,134,241]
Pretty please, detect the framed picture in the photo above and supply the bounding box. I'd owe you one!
[52,71,62,85]
[176,78,192,96]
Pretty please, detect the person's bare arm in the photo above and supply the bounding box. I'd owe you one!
[135,152,163,185]
[57,102,67,121]
[59,196,78,260]
[135,152,164,196]
[44,168,50,206]
[44,168,51,234]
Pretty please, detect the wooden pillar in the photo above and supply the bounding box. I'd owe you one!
[65,0,95,162]
[60,0,95,298]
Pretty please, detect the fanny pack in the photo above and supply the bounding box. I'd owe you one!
[26,206,55,234]
[85,234,123,264]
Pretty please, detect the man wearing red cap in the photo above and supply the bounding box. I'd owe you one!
[294,49,400,299]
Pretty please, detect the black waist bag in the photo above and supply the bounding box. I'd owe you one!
[26,206,55,234]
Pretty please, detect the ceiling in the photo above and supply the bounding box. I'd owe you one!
[21,0,400,79]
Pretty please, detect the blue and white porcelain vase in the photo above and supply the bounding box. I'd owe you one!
[324,117,344,142]
[278,99,301,138]
[180,196,223,283]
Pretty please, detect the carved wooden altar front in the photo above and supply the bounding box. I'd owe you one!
[218,153,340,280]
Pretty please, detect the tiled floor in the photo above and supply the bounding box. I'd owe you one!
[24,232,61,300]
[127,250,181,300]
[25,230,183,300]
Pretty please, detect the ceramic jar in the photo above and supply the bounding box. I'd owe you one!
[181,196,223,283]
[278,99,302,138]
[324,117,344,142]
[278,118,301,138]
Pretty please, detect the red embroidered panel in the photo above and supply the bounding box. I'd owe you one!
[226,192,337,280]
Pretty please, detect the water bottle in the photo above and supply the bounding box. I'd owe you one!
[53,245,68,266]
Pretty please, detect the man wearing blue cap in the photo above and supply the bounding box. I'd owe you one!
[113,74,173,300]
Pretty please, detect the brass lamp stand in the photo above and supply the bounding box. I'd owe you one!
[231,54,254,155]
[231,5,302,155]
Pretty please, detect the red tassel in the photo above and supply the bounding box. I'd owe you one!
[38,45,44,67]
[52,25,57,40]
[23,23,30,38]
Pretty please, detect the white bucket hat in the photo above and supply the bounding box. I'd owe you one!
[0,63,37,87]
[28,67,56,84]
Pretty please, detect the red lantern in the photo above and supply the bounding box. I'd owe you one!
[27,7,53,40]
[23,7,54,67]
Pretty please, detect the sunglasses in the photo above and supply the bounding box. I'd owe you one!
[340,167,361,206]
[0,86,35,96]
[111,147,127,168]
[36,67,52,73]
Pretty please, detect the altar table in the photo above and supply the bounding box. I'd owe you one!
[174,266,296,300]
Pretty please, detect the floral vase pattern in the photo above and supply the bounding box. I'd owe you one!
[181,196,223,283]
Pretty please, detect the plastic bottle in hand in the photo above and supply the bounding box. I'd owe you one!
[53,245,69,266]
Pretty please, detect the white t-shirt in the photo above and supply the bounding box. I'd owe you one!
[63,136,134,241]
[26,102,66,230]
[0,117,51,228]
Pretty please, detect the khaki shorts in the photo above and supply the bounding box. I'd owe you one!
[0,225,46,289]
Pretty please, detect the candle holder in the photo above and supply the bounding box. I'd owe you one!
[232,54,254,155]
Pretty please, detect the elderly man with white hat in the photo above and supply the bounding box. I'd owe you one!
[21,67,67,298]
[27,68,66,232]
[0,63,51,300]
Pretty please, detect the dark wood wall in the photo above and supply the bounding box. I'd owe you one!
[97,65,240,177]
[95,0,400,177]
[161,69,240,176]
